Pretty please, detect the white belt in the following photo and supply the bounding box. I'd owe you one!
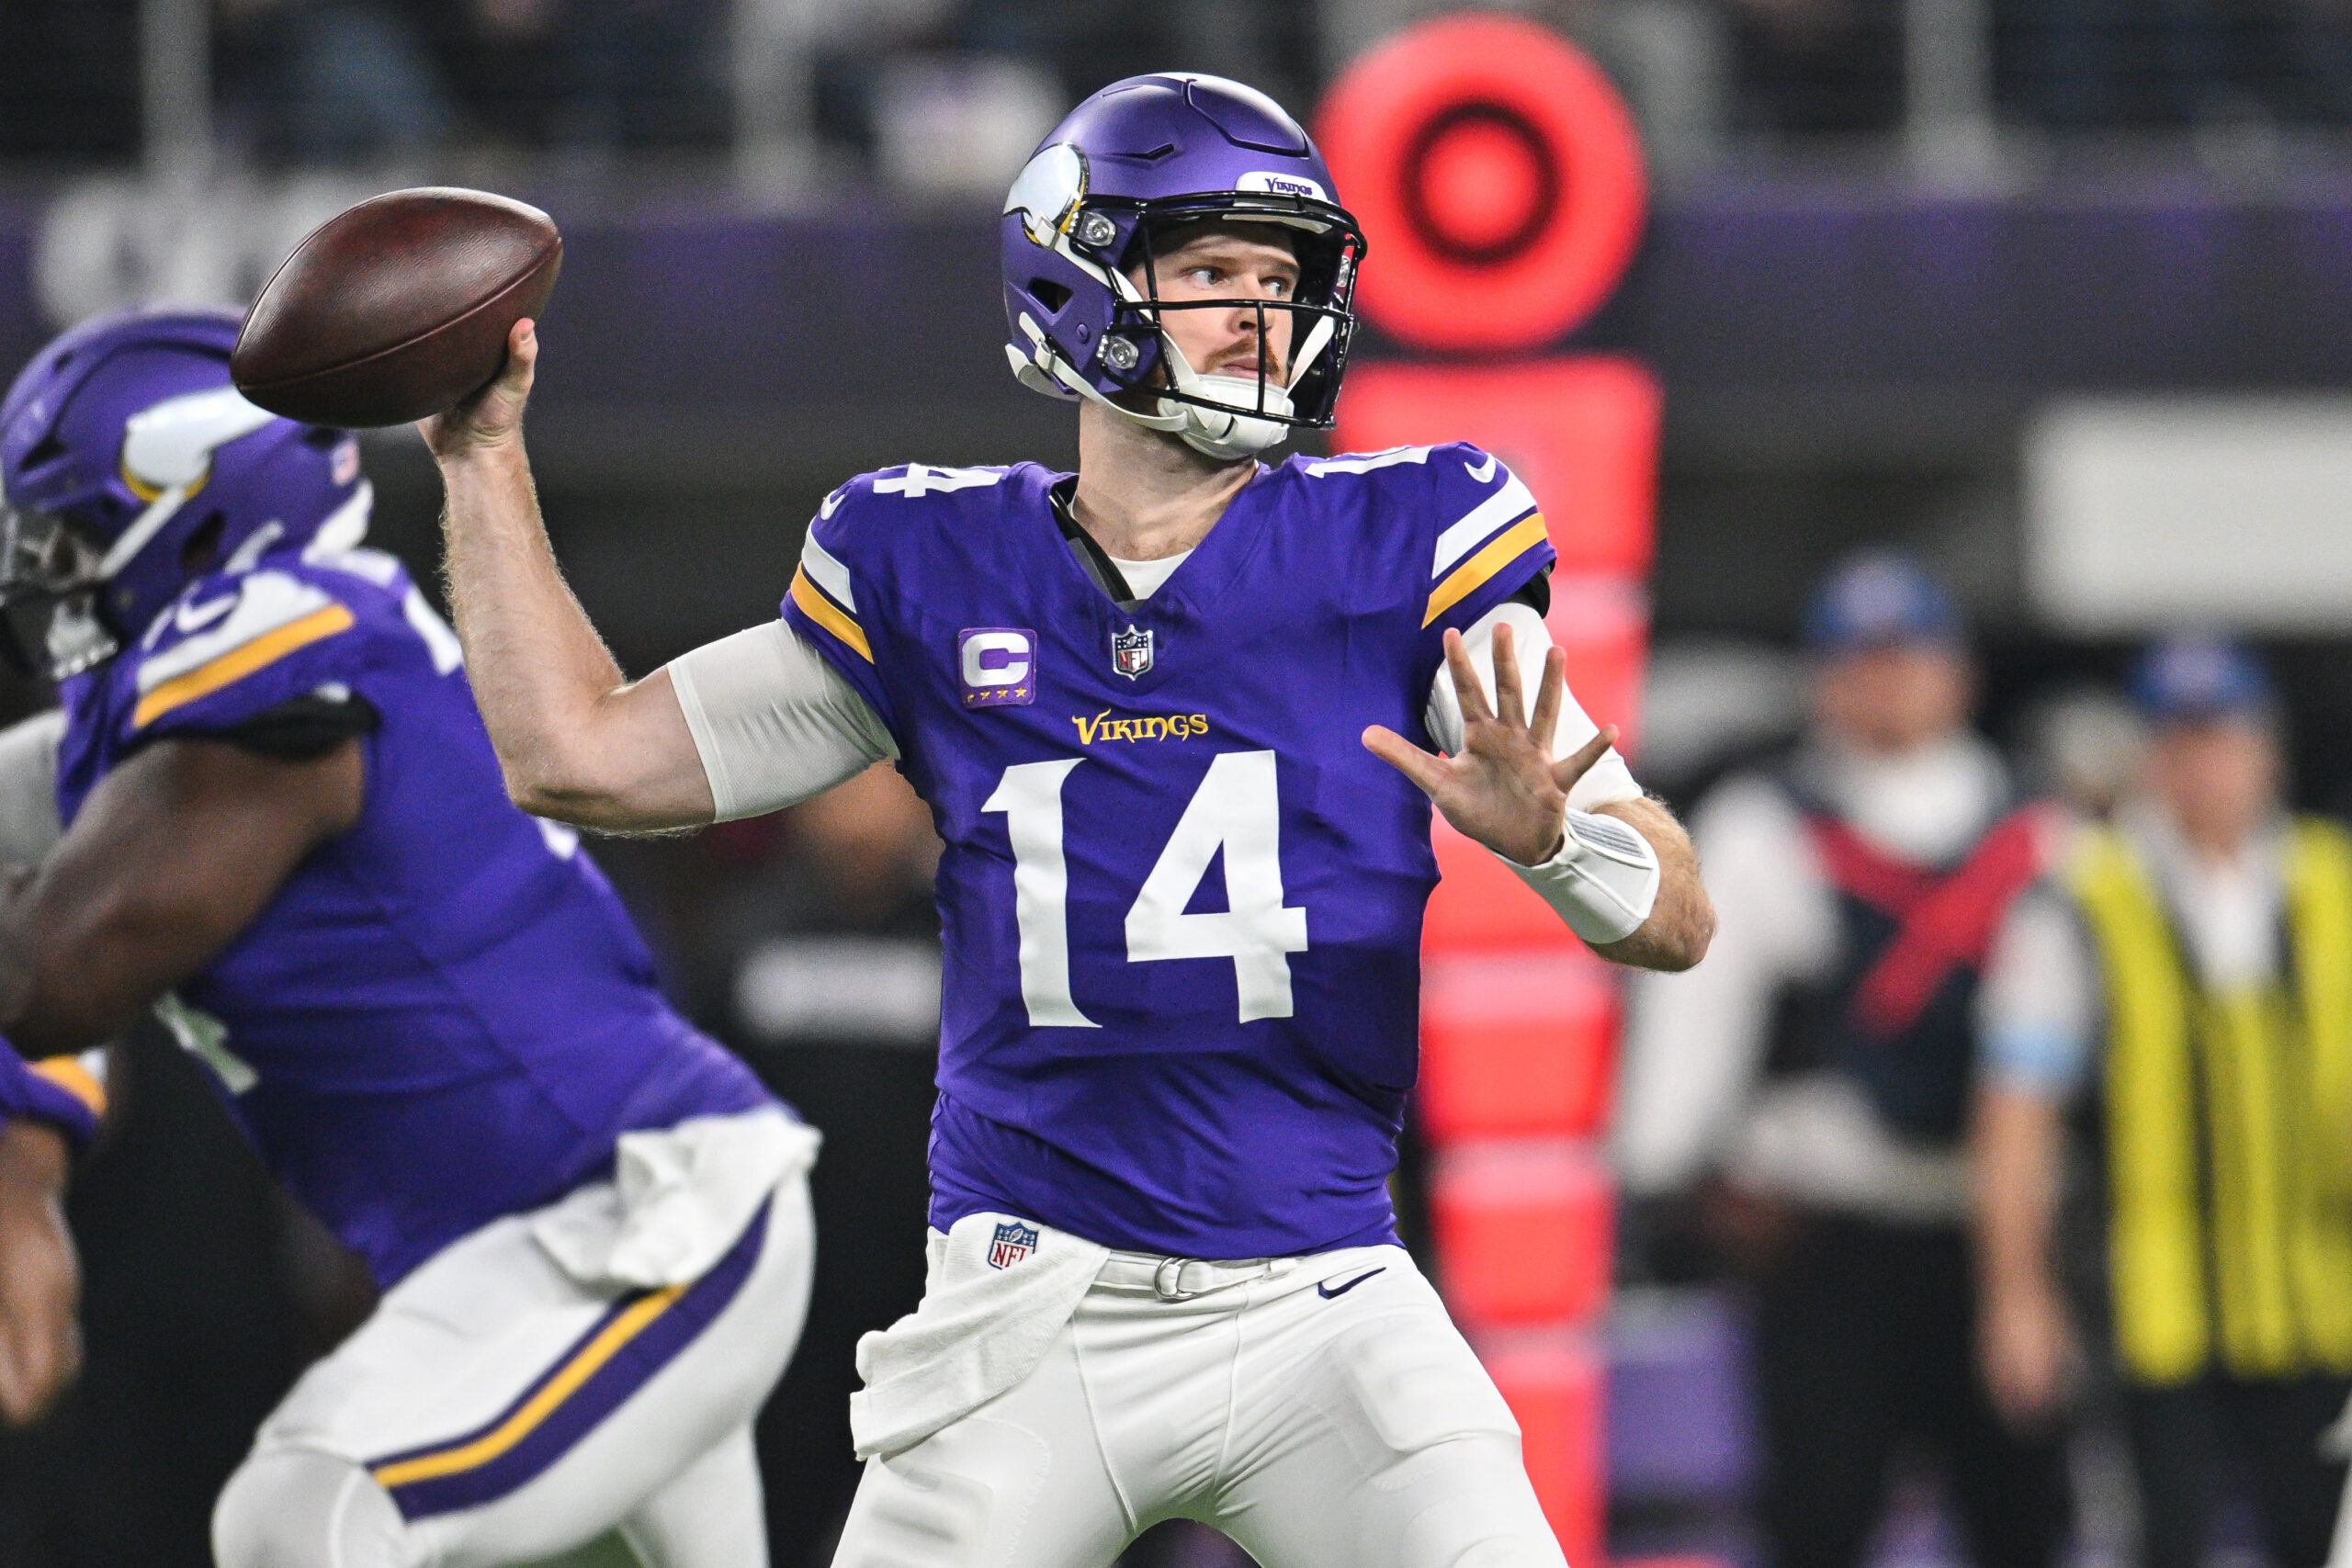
[1094,1251,1300,1302]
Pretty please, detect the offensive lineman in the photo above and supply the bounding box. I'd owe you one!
[429,75,1713,1566]
[0,310,817,1568]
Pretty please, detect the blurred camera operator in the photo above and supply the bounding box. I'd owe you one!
[1974,636,2352,1568]
[1616,549,2068,1568]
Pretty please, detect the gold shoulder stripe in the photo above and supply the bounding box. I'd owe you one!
[29,1056,105,1118]
[371,1283,687,1489]
[132,604,356,729]
[789,566,873,662]
[1423,513,1549,627]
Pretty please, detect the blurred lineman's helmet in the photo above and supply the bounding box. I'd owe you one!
[1001,73,1367,461]
[0,309,368,678]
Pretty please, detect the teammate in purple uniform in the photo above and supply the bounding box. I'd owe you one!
[0,310,819,1568]
[429,74,1712,1566]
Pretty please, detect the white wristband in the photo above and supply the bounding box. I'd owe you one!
[1504,808,1661,945]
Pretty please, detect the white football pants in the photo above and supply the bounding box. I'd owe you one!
[211,1168,813,1568]
[831,1244,1567,1568]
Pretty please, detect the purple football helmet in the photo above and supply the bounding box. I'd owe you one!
[0,308,368,677]
[1002,73,1367,460]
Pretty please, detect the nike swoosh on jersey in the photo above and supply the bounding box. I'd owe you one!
[1317,1267,1386,1300]
[1464,452,1498,482]
[175,594,237,632]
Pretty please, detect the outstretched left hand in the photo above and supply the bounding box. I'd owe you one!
[1362,621,1617,867]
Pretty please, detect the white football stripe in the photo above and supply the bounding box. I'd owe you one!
[800,532,857,612]
[1432,472,1538,580]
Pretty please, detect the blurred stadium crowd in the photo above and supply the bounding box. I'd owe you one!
[14,0,2352,174]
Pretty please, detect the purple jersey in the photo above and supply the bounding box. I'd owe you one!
[784,444,1554,1258]
[57,547,774,1286]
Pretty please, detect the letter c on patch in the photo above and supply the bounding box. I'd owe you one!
[962,632,1030,687]
[957,626,1038,708]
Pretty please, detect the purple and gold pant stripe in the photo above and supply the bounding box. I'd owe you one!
[366,1198,771,1520]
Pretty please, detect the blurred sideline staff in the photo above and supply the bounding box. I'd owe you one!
[1974,637,2352,1568]
[1616,550,2068,1568]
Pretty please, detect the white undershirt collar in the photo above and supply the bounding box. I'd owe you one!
[1108,549,1193,601]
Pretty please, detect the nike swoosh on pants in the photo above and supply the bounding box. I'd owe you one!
[1317,1267,1386,1300]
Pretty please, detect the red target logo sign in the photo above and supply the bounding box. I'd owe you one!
[1317,15,1648,352]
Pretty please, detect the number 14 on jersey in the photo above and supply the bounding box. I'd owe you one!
[982,750,1311,1027]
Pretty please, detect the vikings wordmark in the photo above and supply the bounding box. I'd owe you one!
[1070,711,1210,745]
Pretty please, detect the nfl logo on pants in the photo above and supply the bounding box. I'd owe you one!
[989,1221,1039,1269]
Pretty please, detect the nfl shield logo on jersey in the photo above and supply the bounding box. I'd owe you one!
[1112,624,1154,680]
[988,1221,1040,1269]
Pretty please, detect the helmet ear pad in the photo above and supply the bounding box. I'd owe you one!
[1003,220,1167,399]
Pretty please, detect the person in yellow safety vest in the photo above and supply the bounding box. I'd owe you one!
[1974,634,2352,1568]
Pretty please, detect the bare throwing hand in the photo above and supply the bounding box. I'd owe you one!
[420,318,537,462]
[1362,621,1617,866]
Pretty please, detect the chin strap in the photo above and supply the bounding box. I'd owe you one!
[1156,360,1293,462]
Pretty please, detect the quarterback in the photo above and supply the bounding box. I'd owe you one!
[0,310,817,1568]
[430,75,1711,1567]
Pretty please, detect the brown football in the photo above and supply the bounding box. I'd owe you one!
[232,186,561,428]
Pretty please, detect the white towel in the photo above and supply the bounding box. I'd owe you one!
[849,1212,1109,1459]
[532,1108,820,1289]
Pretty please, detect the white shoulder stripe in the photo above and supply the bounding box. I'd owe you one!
[800,531,856,612]
[1432,472,1538,579]
[135,571,340,694]
[1306,445,1431,476]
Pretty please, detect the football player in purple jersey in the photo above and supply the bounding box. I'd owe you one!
[429,73,1712,1567]
[0,309,821,1568]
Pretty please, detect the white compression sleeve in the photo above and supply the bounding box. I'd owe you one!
[1424,600,1657,943]
[1507,807,1662,944]
[667,620,895,821]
